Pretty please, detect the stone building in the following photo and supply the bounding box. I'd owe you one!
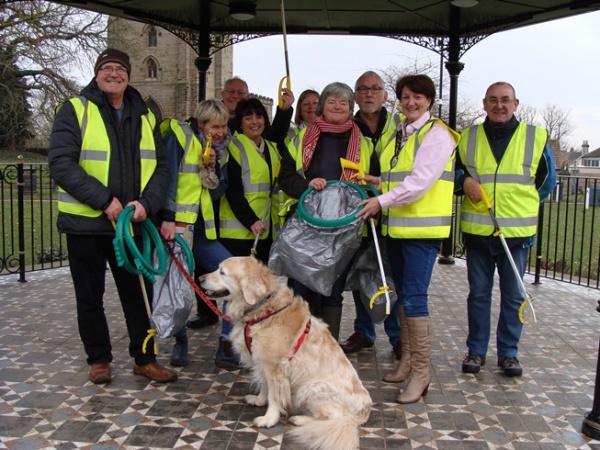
[107,18,274,123]
[107,17,233,123]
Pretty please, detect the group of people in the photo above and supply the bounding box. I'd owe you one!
[48,48,556,406]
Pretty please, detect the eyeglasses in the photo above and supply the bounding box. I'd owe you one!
[487,97,515,106]
[223,88,248,96]
[99,66,128,75]
[356,86,384,95]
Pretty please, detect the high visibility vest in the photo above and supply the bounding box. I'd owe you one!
[57,97,156,217]
[160,119,218,239]
[375,111,403,156]
[219,133,281,240]
[380,118,459,239]
[459,122,547,238]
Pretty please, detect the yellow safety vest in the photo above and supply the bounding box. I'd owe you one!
[57,97,156,217]
[459,122,547,238]
[219,133,281,240]
[160,119,219,239]
[380,118,459,239]
[375,111,404,156]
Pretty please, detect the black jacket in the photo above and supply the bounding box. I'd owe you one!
[48,79,169,235]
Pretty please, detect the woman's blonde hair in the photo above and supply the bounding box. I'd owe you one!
[193,99,229,124]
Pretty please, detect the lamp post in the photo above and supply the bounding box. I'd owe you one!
[582,300,600,439]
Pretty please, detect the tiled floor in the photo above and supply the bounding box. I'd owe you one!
[1,260,600,449]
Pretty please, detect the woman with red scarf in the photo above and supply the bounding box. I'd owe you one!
[278,82,379,341]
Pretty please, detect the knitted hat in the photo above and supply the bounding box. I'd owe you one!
[94,48,131,76]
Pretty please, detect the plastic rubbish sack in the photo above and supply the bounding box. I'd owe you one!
[151,242,194,338]
[345,238,397,324]
[269,181,364,296]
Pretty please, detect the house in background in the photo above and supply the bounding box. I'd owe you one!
[567,141,600,177]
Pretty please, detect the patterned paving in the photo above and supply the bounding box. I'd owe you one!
[1,261,600,449]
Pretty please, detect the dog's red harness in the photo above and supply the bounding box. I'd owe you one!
[244,306,311,361]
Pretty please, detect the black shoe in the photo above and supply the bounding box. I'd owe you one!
[462,353,486,373]
[498,356,523,377]
[215,337,241,370]
[170,336,189,367]
[186,314,219,329]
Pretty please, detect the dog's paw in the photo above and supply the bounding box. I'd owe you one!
[245,394,267,406]
[253,414,279,428]
[288,415,314,426]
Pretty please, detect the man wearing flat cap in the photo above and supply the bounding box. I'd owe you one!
[48,49,176,384]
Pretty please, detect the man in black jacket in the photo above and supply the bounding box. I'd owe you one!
[48,49,176,384]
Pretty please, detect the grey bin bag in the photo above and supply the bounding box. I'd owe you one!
[269,182,364,297]
[151,243,194,338]
[345,238,398,324]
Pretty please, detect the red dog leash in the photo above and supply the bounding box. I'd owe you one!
[166,242,233,323]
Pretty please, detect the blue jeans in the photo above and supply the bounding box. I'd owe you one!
[352,290,400,345]
[192,232,233,338]
[465,239,527,358]
[386,238,440,318]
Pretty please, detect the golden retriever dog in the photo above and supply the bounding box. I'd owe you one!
[200,256,372,450]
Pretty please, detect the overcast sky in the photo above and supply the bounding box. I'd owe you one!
[233,10,600,152]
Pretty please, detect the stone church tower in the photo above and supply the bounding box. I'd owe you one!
[107,18,233,123]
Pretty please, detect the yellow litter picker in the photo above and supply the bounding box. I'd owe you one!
[479,187,537,323]
[277,0,291,108]
[340,158,392,315]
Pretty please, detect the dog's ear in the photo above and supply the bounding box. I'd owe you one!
[239,259,272,306]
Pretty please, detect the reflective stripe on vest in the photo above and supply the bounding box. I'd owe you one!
[160,119,202,225]
[458,123,547,237]
[380,118,459,239]
[219,134,281,240]
[57,97,156,217]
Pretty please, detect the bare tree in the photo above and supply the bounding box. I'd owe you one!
[0,1,107,149]
[515,104,538,126]
[378,54,483,131]
[540,104,574,151]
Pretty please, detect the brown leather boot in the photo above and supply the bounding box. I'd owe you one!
[133,362,178,383]
[397,316,431,404]
[89,362,111,384]
[383,307,410,383]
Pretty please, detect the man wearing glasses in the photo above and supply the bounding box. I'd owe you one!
[457,81,556,377]
[49,49,177,384]
[339,71,403,361]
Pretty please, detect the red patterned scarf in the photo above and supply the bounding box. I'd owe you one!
[302,116,362,181]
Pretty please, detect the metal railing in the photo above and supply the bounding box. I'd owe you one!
[1,160,67,281]
[447,175,600,289]
[1,162,599,289]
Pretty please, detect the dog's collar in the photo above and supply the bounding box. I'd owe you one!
[243,290,277,317]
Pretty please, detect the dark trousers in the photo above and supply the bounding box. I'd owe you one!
[67,234,156,366]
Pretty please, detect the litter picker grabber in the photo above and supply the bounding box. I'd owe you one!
[340,158,392,315]
[202,132,212,166]
[251,164,281,256]
[479,188,537,323]
[277,0,291,108]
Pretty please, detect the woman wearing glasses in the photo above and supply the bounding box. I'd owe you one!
[357,74,460,404]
